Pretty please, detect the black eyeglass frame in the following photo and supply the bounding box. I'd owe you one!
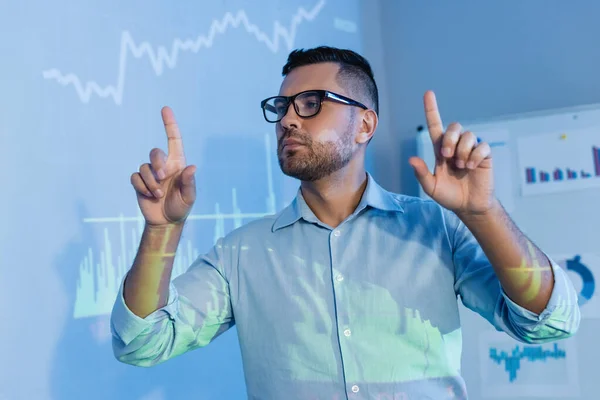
[260,89,368,123]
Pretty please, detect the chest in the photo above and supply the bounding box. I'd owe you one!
[229,220,458,334]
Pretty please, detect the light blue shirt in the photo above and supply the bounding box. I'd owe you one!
[111,172,580,400]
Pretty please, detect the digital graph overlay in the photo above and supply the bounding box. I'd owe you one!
[42,0,326,105]
[489,343,566,383]
[74,134,278,319]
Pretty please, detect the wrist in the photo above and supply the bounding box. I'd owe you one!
[145,220,186,232]
[141,222,185,253]
[456,198,503,224]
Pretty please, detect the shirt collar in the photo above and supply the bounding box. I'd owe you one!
[272,172,404,232]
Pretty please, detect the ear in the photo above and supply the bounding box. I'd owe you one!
[356,109,378,144]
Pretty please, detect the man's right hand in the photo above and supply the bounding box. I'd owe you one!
[130,106,197,226]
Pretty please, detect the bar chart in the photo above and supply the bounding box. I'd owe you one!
[517,129,600,196]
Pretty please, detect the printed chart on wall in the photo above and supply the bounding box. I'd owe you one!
[551,253,600,319]
[478,330,580,398]
[517,127,600,196]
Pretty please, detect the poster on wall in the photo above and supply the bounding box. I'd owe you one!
[478,330,580,398]
[551,252,600,319]
[517,128,600,196]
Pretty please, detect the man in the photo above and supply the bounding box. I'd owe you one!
[111,46,580,399]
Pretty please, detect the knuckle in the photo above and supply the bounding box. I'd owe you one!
[455,144,470,158]
[130,173,141,186]
[149,147,163,160]
[131,175,146,191]
[458,150,471,160]
[447,122,462,132]
[469,152,481,162]
[139,167,158,186]
[463,131,476,141]
[442,135,457,149]
[139,163,150,173]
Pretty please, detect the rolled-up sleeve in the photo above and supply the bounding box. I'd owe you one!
[110,238,235,367]
[446,210,580,344]
[498,257,581,342]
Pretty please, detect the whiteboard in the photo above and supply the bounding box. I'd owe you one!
[416,102,600,400]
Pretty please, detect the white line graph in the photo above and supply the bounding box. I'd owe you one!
[42,0,326,105]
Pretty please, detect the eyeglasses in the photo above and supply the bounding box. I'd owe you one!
[260,89,368,123]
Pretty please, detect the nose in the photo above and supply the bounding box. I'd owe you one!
[279,102,300,130]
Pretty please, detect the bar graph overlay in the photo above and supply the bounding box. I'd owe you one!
[73,133,281,319]
[478,331,579,398]
[518,129,600,196]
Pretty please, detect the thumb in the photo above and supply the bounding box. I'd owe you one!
[408,157,435,196]
[178,164,197,205]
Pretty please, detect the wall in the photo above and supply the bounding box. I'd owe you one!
[361,0,600,196]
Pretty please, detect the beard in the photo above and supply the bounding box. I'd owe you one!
[277,127,354,182]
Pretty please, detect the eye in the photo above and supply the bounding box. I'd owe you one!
[274,101,288,115]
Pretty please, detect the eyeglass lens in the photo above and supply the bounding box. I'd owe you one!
[264,91,322,122]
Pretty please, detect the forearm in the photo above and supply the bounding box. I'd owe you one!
[123,222,184,318]
[457,200,554,315]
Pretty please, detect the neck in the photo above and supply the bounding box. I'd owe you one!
[299,163,368,228]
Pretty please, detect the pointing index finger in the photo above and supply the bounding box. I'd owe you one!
[423,90,444,155]
[161,106,185,160]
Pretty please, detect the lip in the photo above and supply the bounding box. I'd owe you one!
[283,143,304,151]
[282,138,305,150]
[283,138,304,146]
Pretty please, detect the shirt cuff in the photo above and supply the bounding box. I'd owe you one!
[500,256,570,324]
[110,274,180,345]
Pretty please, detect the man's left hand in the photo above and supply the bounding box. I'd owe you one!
[409,90,497,217]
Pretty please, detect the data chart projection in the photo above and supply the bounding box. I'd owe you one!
[517,128,600,196]
[42,0,326,105]
[74,134,278,319]
[478,331,579,398]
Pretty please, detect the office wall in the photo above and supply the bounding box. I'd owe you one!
[362,0,600,195]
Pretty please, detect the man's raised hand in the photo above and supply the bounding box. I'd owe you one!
[130,106,197,226]
[409,91,495,216]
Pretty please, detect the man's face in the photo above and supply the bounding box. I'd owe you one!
[275,62,360,182]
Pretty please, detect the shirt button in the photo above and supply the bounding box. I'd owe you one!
[351,385,359,393]
[344,329,351,337]
[336,274,344,282]
[333,230,341,237]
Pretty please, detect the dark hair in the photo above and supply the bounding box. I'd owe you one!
[281,46,379,115]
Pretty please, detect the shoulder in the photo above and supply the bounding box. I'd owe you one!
[388,191,444,215]
[203,212,281,276]
[384,191,462,232]
[219,210,282,244]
